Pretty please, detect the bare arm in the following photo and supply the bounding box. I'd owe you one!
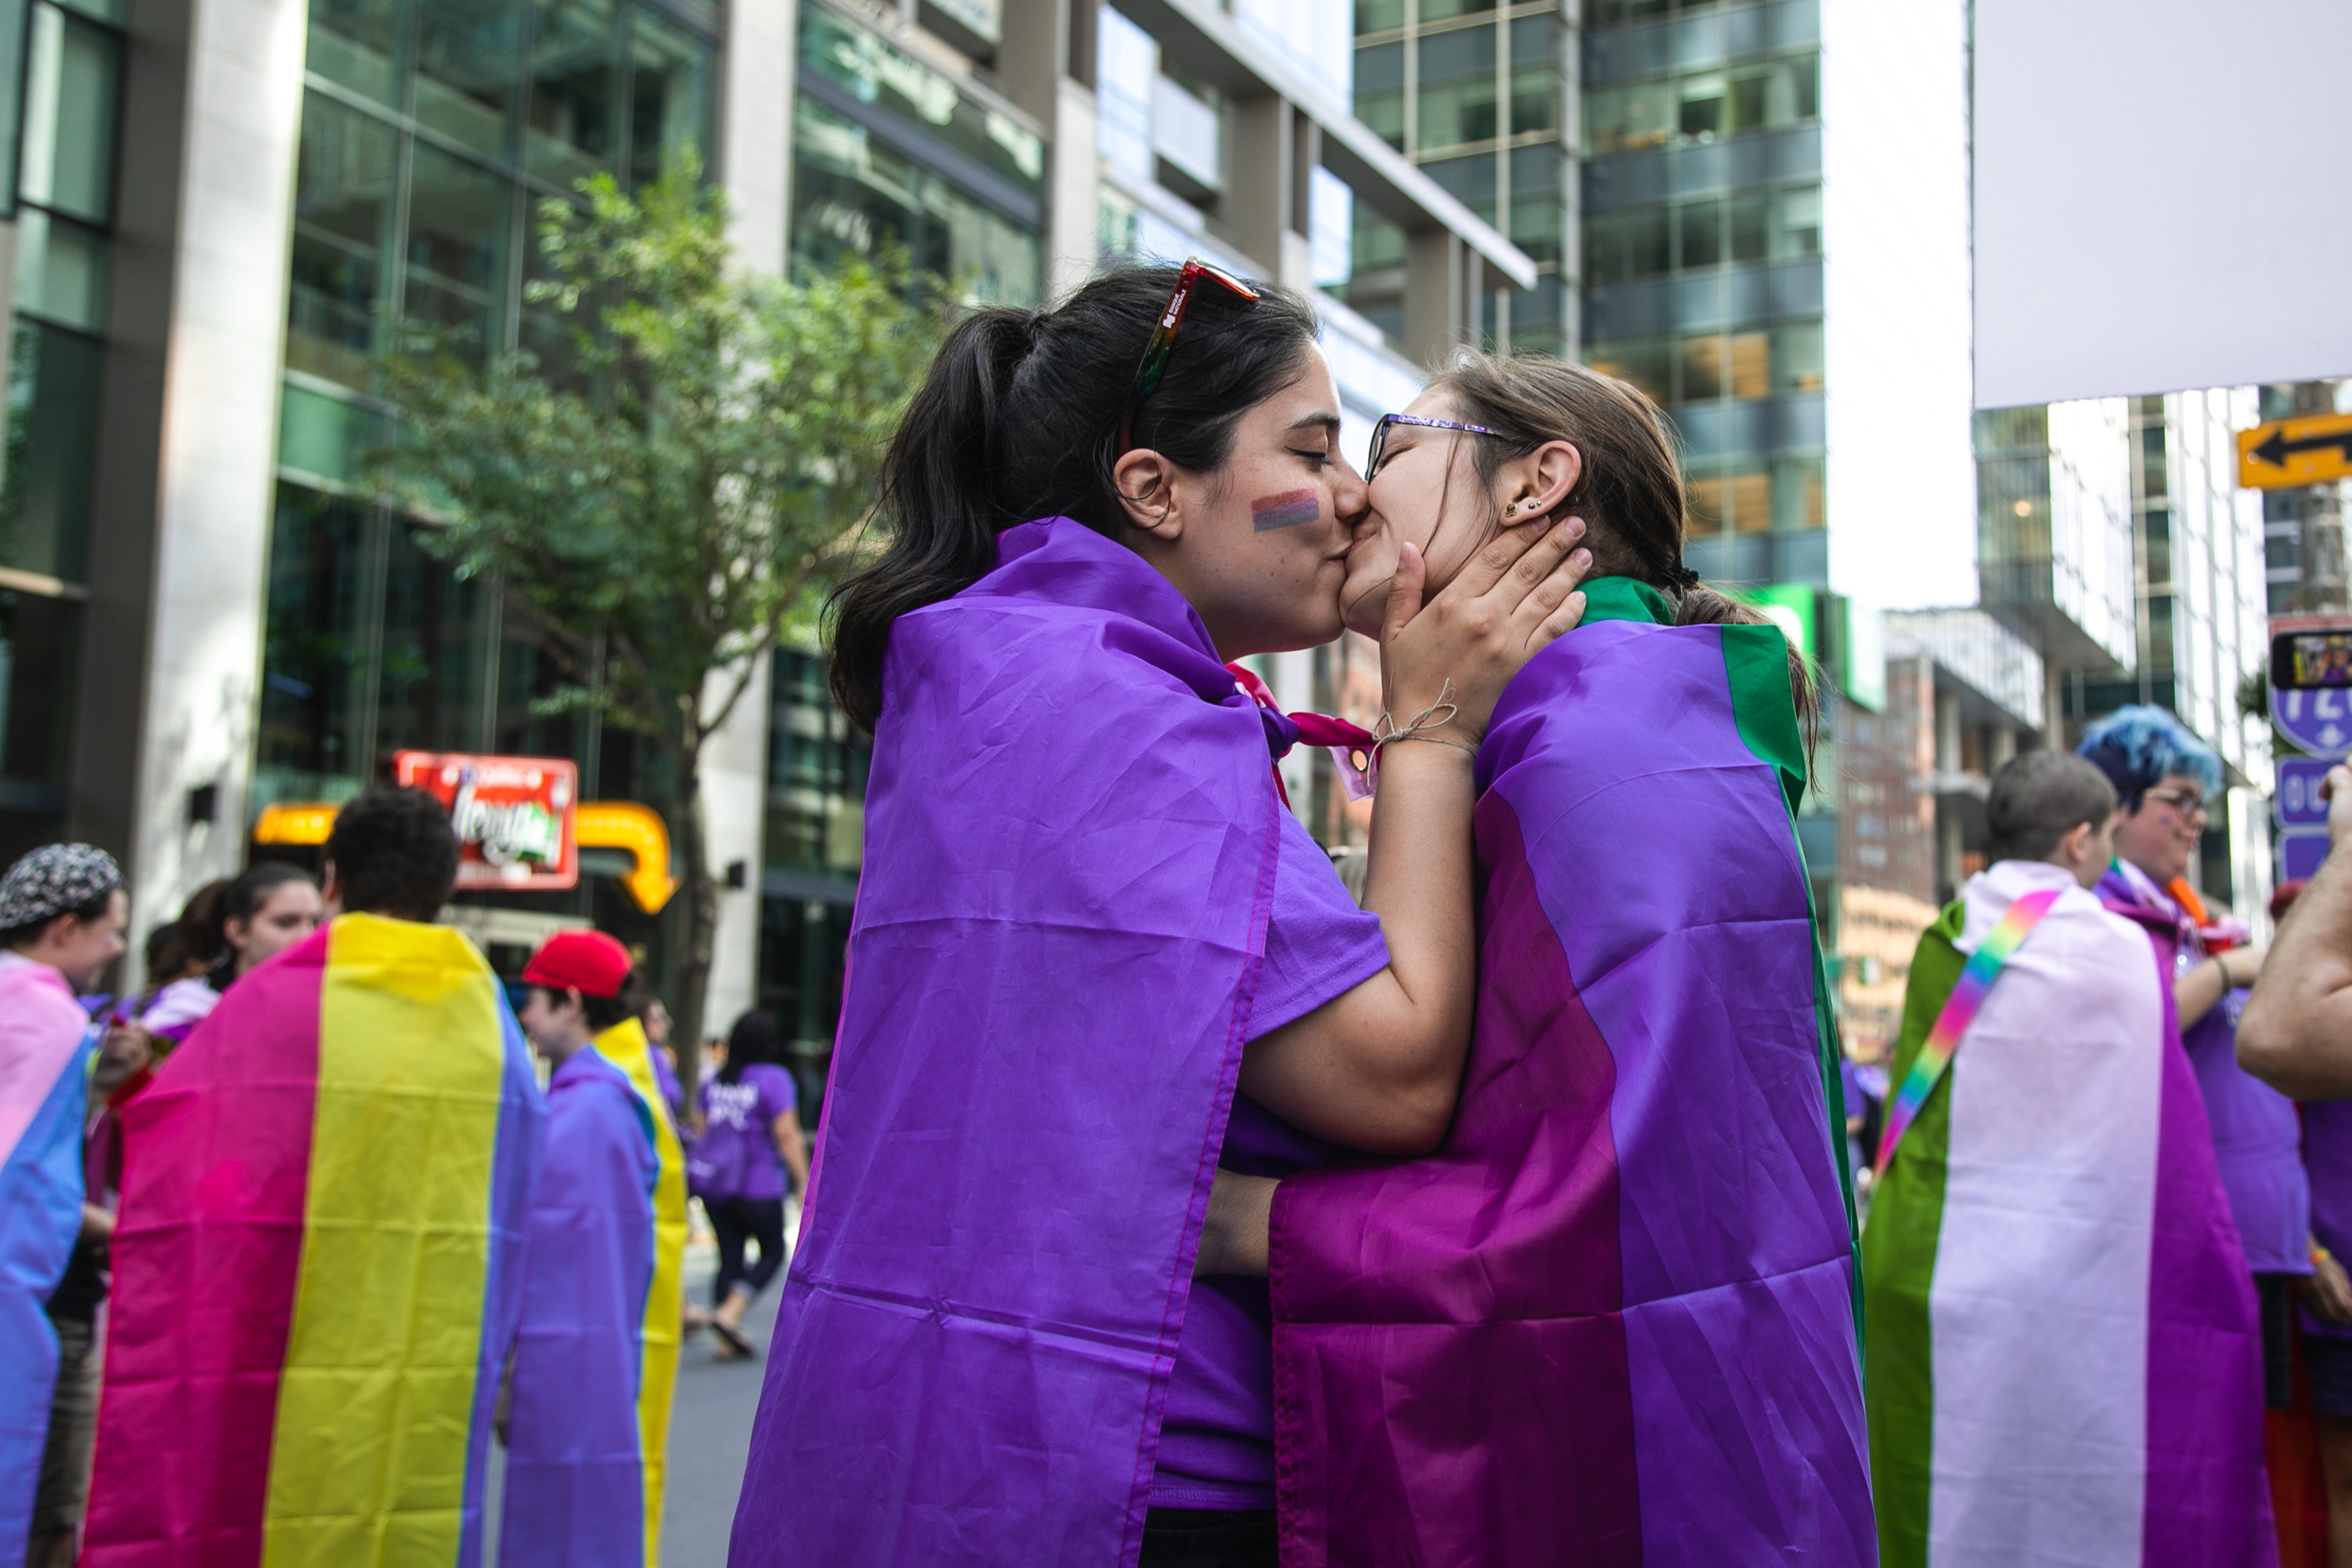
[770,1108,809,1197]
[2177,945,2263,1029]
[1238,519,1592,1156]
[1195,1171,1276,1278]
[2241,764,2352,1094]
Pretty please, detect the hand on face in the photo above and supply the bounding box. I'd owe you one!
[1340,391,1583,641]
[1113,344,1370,660]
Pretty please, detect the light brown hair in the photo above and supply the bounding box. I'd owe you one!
[1431,350,1818,739]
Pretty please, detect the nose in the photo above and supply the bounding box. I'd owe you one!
[1331,452,1371,532]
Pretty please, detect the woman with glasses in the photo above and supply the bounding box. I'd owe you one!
[1226,354,1874,1564]
[2079,707,2314,1422]
[729,265,1592,1568]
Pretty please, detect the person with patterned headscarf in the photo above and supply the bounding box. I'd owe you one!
[0,843,124,1564]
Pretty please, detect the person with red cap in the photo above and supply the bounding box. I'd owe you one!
[505,930,685,1568]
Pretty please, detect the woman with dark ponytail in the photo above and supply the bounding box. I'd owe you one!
[1250,355,1873,1564]
[733,268,1595,1568]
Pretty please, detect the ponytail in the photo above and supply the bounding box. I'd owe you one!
[828,309,1036,731]
[826,267,1321,734]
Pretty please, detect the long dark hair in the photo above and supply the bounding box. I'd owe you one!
[722,1009,781,1085]
[1433,352,1819,741]
[828,265,1322,733]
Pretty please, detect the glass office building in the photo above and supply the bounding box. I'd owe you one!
[1349,0,1573,356]
[0,0,120,861]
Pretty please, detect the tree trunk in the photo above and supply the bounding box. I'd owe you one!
[666,750,721,1105]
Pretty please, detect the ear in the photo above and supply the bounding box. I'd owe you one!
[1499,440,1583,527]
[1110,449,1185,542]
[320,862,342,911]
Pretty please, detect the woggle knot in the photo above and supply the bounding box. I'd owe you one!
[1373,680,1476,759]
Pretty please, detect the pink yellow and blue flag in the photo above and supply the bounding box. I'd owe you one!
[82,914,545,1567]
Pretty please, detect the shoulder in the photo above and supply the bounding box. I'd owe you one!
[0,960,83,1039]
[752,1063,797,1105]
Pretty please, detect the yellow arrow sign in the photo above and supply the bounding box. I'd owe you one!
[254,798,680,913]
[2239,411,2352,490]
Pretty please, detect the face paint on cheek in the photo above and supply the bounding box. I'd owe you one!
[1251,488,1322,532]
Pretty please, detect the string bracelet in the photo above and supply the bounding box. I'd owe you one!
[1373,680,1477,760]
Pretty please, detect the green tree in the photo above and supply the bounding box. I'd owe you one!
[378,154,943,1080]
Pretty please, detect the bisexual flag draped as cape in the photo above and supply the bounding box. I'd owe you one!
[598,1015,688,1560]
[502,1042,658,1568]
[1266,578,1871,1566]
[1863,861,2271,1567]
[83,914,545,1567]
[0,954,92,1560]
[730,519,1283,1567]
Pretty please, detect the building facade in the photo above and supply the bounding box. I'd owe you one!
[0,0,1526,1094]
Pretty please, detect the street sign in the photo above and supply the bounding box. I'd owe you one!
[2239,411,2352,490]
[2278,757,2336,827]
[2282,830,2332,884]
[393,751,579,890]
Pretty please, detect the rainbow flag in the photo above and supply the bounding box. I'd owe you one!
[1,955,95,1560]
[82,914,545,1567]
[599,1016,687,1560]
[1863,862,2272,1566]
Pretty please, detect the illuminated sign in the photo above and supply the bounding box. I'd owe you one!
[392,751,579,890]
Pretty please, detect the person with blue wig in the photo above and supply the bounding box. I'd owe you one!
[2078,706,2331,1426]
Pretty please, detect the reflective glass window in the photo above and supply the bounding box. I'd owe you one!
[0,591,76,789]
[629,6,713,187]
[1586,336,1671,405]
[290,93,399,389]
[1679,198,1721,268]
[1776,319,1822,392]
[1415,24,1496,147]
[800,6,1042,193]
[1775,455,1825,530]
[404,143,514,358]
[1682,332,1725,399]
[1727,194,1767,262]
[257,483,376,796]
[1585,208,1667,284]
[1678,73,1723,140]
[306,0,404,110]
[1773,185,1821,258]
[0,322,101,583]
[1356,0,1403,31]
[376,518,487,755]
[789,99,1039,306]
[15,208,108,332]
[415,0,521,158]
[1417,0,1493,17]
[527,0,620,191]
[1421,154,1496,224]
[21,6,119,224]
[1728,329,1769,399]
[1584,79,1672,155]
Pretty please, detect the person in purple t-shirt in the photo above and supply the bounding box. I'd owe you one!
[688,1009,806,1359]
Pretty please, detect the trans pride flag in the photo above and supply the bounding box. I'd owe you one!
[1269,578,1872,1566]
[1863,862,2271,1567]
[0,953,94,1560]
[83,914,545,1567]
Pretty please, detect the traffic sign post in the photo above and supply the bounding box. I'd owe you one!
[2276,756,2334,887]
[2269,616,2352,886]
[2240,411,2352,490]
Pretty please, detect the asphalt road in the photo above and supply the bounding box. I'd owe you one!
[660,1242,788,1566]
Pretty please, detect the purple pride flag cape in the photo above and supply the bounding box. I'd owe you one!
[729,518,1285,1567]
[502,1043,659,1568]
[0,953,94,1560]
[1863,862,2272,1568]
[1267,577,1871,1567]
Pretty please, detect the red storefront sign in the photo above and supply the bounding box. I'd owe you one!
[392,751,579,890]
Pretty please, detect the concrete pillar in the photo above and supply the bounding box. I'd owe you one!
[1001,0,1099,300]
[1226,94,1293,282]
[699,0,799,1037]
[102,0,309,972]
[1403,228,1467,370]
[1988,724,2017,773]
[1934,689,1961,775]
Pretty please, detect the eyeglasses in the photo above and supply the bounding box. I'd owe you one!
[1118,257,1260,454]
[1366,411,1499,480]
[2142,786,2211,821]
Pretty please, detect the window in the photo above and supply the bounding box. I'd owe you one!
[1416,25,1497,149]
[1690,465,1770,534]
[1585,209,1669,284]
[1774,185,1822,258]
[527,0,620,190]
[628,5,712,185]
[1586,337,1672,405]
[403,141,514,359]
[0,590,76,793]
[1776,320,1823,392]
[256,486,377,796]
[1585,79,1673,155]
[414,0,522,157]
[290,95,399,389]
[1775,455,1825,529]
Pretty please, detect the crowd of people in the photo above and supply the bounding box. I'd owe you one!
[0,789,803,1566]
[11,258,2352,1568]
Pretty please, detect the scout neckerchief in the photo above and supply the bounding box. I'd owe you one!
[1874,886,2065,1175]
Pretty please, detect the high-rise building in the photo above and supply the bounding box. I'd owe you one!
[0,0,1527,1100]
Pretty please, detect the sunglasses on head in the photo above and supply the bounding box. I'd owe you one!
[1118,257,1260,454]
[1364,411,1499,480]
